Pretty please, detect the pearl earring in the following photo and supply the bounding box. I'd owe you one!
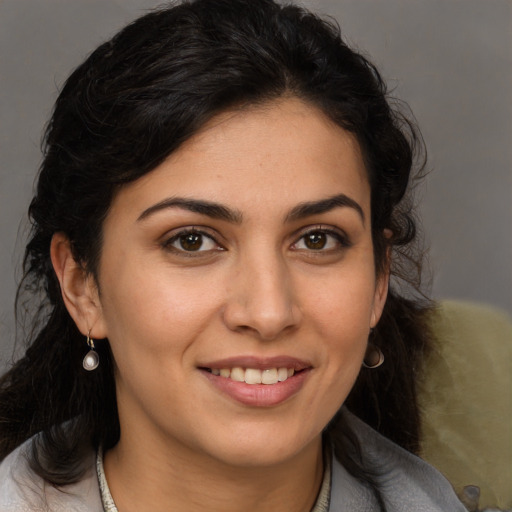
[83,332,99,371]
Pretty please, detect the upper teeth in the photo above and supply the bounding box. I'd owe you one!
[211,367,294,385]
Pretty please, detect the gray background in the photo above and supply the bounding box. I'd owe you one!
[1,0,511,368]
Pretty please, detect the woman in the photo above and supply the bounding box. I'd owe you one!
[0,0,466,510]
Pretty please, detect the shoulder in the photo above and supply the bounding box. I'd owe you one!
[0,436,102,512]
[329,409,467,511]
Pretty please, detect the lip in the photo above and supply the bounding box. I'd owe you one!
[198,355,312,407]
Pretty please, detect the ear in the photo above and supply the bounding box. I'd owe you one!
[370,229,392,327]
[50,232,107,339]
[370,270,389,328]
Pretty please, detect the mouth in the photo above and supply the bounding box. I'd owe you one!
[198,357,311,407]
[202,366,298,385]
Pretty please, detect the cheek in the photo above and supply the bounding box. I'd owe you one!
[302,266,377,335]
[296,295,370,439]
[301,267,375,384]
[98,263,222,365]
[98,268,225,424]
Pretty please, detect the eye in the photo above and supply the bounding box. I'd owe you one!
[164,229,222,253]
[292,228,349,251]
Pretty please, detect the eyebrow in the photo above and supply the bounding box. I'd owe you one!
[137,197,243,223]
[286,194,365,224]
[137,193,364,224]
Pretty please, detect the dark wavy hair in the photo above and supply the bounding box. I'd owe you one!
[0,0,430,506]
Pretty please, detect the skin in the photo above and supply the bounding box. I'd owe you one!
[51,97,388,512]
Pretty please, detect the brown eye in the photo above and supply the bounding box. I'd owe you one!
[293,228,349,252]
[165,230,220,253]
[179,233,203,251]
[304,232,327,250]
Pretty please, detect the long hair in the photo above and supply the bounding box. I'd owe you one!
[0,0,430,502]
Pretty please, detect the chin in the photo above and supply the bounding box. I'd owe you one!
[201,425,321,469]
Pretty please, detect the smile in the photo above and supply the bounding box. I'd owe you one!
[200,356,311,406]
[207,367,295,385]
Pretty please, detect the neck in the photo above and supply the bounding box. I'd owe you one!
[104,430,324,512]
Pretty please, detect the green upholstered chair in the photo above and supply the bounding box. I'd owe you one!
[418,300,512,511]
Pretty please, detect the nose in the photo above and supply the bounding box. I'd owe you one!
[222,252,302,341]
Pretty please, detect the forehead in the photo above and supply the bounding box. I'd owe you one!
[108,97,370,221]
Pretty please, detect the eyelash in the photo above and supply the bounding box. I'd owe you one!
[162,226,351,256]
[291,226,351,253]
[162,228,224,257]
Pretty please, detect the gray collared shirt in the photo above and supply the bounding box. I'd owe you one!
[0,409,467,511]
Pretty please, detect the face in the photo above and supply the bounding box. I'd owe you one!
[89,98,388,468]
